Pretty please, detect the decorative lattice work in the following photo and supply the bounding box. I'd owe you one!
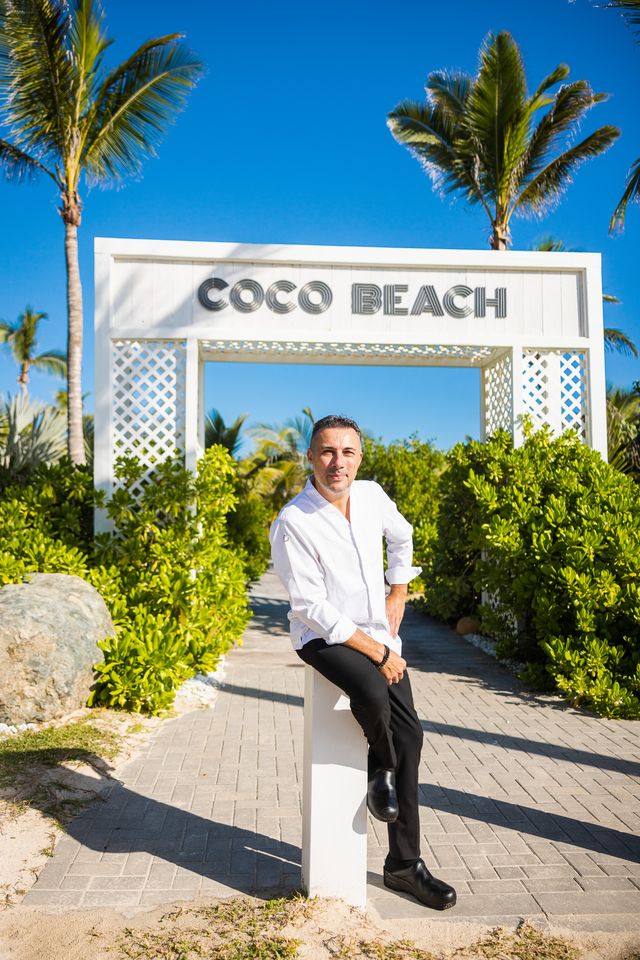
[560,351,588,440]
[522,351,553,429]
[112,339,186,493]
[483,351,512,437]
[522,350,588,441]
[200,339,495,364]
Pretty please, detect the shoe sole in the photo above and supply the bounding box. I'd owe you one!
[383,872,457,910]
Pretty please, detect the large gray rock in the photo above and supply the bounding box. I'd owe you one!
[0,573,114,724]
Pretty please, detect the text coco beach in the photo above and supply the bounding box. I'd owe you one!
[198,278,508,319]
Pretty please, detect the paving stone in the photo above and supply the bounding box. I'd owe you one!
[534,891,640,916]
[22,568,640,925]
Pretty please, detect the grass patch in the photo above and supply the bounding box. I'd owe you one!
[0,711,132,828]
[0,716,123,786]
[330,922,581,960]
[109,898,585,960]
[117,894,309,960]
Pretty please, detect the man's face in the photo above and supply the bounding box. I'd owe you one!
[307,427,363,500]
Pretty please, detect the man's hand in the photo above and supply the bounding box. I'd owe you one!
[380,649,407,686]
[385,583,408,638]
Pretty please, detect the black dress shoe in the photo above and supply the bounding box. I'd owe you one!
[383,858,456,910]
[367,768,399,822]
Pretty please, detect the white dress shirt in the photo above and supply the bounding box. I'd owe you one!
[269,477,421,656]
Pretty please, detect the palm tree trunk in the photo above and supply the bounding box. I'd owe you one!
[64,217,86,465]
[18,362,28,395]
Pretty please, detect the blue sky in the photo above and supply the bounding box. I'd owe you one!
[1,0,638,450]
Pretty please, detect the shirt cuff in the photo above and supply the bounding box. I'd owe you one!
[386,565,422,585]
[326,614,359,645]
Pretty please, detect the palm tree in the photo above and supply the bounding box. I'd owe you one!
[606,0,640,230]
[388,31,620,250]
[607,383,640,476]
[0,305,66,395]
[533,238,638,356]
[204,409,248,458]
[0,1,204,464]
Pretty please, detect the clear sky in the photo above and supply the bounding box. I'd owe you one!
[0,0,638,451]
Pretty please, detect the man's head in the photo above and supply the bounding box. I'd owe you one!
[307,414,363,501]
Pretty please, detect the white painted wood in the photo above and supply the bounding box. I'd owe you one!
[302,666,368,908]
[184,339,200,473]
[93,250,113,534]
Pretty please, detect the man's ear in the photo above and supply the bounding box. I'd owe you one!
[306,447,313,463]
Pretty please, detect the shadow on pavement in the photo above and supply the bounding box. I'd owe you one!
[420,783,640,863]
[26,766,301,900]
[420,719,640,779]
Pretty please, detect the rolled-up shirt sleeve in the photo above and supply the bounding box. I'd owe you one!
[378,486,422,585]
[269,516,358,644]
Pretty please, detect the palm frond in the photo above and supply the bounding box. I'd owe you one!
[604,327,639,356]
[522,81,612,184]
[515,125,620,217]
[425,70,470,121]
[387,100,482,206]
[0,392,67,470]
[0,0,73,162]
[82,34,205,182]
[602,0,640,34]
[0,137,54,182]
[609,156,640,231]
[32,349,68,376]
[68,0,114,129]
[529,64,570,108]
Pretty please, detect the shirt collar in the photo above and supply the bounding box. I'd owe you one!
[303,475,357,513]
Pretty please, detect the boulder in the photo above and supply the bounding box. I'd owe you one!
[0,573,114,724]
[456,615,482,636]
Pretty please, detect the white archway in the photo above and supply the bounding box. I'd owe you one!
[93,237,607,904]
[94,238,606,524]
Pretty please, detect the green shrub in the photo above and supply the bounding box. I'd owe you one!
[359,435,445,590]
[225,487,272,582]
[0,447,251,715]
[424,424,640,718]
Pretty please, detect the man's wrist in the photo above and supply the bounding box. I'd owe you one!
[388,583,408,596]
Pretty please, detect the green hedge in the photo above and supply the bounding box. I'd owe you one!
[0,448,251,715]
[359,435,445,591]
[421,425,640,718]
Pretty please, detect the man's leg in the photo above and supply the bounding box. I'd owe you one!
[297,638,396,771]
[384,670,423,865]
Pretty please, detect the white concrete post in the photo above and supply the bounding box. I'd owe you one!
[301,666,368,908]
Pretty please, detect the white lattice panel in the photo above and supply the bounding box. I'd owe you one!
[522,351,553,429]
[560,351,588,441]
[200,339,494,364]
[112,339,187,494]
[522,350,588,441]
[483,351,512,437]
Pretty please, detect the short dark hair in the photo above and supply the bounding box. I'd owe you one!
[310,414,362,445]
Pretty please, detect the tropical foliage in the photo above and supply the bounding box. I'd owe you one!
[0,449,250,715]
[0,306,66,394]
[0,0,204,463]
[607,382,640,477]
[388,31,619,248]
[0,392,67,476]
[420,424,640,718]
[359,435,445,590]
[607,0,640,230]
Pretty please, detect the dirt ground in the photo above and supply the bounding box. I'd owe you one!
[1,896,640,960]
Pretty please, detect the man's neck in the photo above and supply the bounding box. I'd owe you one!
[311,476,351,518]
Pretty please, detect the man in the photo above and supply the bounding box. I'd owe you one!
[269,414,456,911]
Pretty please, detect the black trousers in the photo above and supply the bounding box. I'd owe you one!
[297,637,424,863]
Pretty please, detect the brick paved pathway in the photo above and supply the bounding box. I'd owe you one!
[24,569,640,931]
